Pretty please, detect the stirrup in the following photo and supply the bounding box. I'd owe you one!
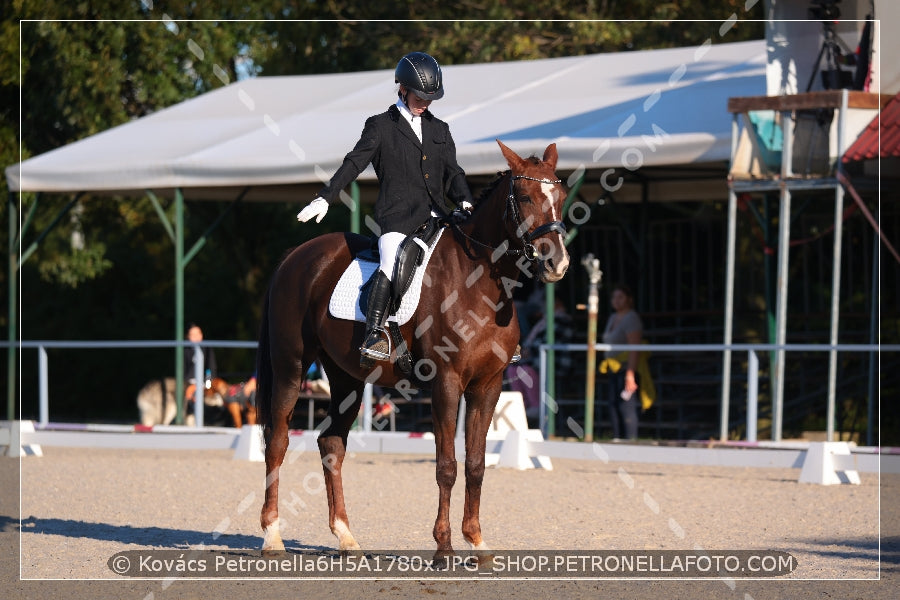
[510,344,522,364]
[360,327,391,361]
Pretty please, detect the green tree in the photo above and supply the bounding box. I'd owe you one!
[254,2,763,75]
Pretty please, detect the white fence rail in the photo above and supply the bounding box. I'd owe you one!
[4,340,896,439]
[7,340,257,428]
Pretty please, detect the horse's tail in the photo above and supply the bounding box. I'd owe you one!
[255,285,274,433]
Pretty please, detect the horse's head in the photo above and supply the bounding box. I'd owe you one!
[497,139,570,283]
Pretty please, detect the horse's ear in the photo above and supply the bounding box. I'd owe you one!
[497,139,525,172]
[542,143,558,170]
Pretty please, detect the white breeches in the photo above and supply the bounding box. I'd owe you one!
[378,231,406,280]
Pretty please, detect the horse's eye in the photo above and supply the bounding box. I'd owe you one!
[519,194,532,204]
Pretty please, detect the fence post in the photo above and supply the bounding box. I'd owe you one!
[581,254,602,443]
[539,347,558,439]
[193,344,204,427]
[362,382,373,432]
[747,350,758,442]
[39,345,49,427]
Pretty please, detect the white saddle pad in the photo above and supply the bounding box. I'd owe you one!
[329,228,445,326]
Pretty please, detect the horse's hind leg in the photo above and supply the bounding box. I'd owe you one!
[316,361,365,551]
[261,374,303,554]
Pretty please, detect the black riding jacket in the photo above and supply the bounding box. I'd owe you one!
[317,104,474,235]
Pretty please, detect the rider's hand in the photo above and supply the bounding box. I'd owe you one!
[451,200,473,223]
[451,208,469,223]
[297,197,329,223]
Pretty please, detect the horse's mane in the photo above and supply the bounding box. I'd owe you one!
[474,171,509,205]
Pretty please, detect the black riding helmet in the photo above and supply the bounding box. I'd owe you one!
[394,52,444,101]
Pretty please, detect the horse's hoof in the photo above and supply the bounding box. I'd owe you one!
[433,548,454,562]
[471,549,495,569]
[262,520,284,554]
[430,550,454,571]
[339,540,362,552]
[333,519,361,552]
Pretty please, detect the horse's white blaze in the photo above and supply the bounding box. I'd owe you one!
[262,518,284,551]
[332,518,361,551]
[540,181,569,275]
[540,181,559,211]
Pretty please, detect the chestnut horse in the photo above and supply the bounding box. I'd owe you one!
[256,140,569,554]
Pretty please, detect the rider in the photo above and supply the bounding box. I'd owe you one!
[297,51,474,365]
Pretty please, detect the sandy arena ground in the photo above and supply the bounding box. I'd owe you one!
[2,445,898,599]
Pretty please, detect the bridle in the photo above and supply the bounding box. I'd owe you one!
[504,174,567,261]
[451,171,567,262]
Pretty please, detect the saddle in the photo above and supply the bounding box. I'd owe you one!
[331,218,445,376]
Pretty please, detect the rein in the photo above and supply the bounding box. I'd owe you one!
[452,173,567,262]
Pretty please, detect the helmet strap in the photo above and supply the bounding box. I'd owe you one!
[399,88,411,112]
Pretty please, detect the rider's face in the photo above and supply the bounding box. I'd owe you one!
[401,86,432,116]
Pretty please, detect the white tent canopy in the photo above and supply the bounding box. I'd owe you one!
[6,40,766,196]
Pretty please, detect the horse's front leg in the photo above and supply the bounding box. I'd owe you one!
[461,380,502,551]
[430,379,462,555]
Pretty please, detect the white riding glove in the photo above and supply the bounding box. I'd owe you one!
[297,197,329,223]
[460,200,473,212]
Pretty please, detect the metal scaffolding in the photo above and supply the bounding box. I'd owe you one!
[721,89,889,441]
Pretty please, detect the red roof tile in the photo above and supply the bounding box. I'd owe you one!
[843,93,900,163]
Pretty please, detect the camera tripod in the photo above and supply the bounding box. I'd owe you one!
[805,19,853,91]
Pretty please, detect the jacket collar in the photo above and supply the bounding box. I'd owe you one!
[388,103,428,148]
[388,103,433,122]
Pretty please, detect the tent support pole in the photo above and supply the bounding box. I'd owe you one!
[7,192,17,421]
[175,188,185,425]
[544,170,584,439]
[183,187,249,265]
[826,90,849,442]
[19,194,84,265]
[720,185,737,441]
[826,182,844,442]
[7,191,84,421]
[772,184,791,443]
[721,112,740,441]
[146,190,175,242]
[149,187,242,425]
[867,218,878,447]
[545,282,557,437]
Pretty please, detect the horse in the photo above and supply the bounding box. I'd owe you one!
[256,139,570,555]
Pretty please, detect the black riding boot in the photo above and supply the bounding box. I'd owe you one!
[360,270,392,363]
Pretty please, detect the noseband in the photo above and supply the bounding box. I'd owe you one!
[504,175,567,262]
